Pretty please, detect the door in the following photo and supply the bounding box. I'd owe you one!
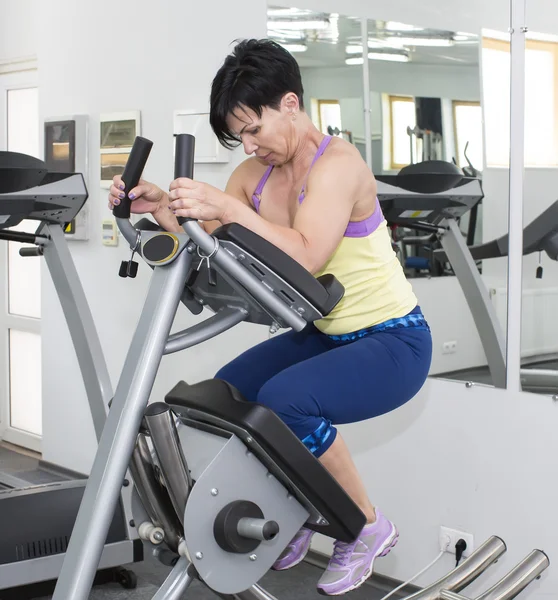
[0,67,42,452]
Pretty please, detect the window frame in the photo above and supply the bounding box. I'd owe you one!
[482,36,558,168]
[389,94,416,170]
[452,100,482,168]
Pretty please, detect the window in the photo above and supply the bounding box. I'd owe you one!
[389,95,416,169]
[317,100,342,135]
[482,36,558,167]
[0,70,42,449]
[453,101,484,170]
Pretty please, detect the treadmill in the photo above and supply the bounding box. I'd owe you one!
[377,160,558,394]
[0,151,141,595]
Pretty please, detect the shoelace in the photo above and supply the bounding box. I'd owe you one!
[331,540,357,567]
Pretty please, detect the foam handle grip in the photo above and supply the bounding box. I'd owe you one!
[113,136,154,219]
[174,134,196,224]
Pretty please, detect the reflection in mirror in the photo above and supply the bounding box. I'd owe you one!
[512,30,558,396]
[267,7,367,164]
[265,8,513,390]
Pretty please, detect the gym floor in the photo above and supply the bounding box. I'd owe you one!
[34,557,391,600]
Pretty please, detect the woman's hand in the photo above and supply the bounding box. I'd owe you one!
[108,175,168,215]
[168,178,231,222]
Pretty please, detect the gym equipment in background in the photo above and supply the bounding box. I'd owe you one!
[377,160,558,393]
[0,151,140,594]
[50,134,549,600]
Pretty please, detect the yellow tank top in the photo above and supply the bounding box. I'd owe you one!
[314,220,418,335]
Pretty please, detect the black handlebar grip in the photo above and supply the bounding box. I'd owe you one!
[113,136,154,219]
[19,246,43,257]
[174,134,196,224]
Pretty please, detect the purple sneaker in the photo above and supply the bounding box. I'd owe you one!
[317,509,399,596]
[272,527,315,571]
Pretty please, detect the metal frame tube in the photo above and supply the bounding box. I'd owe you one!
[439,221,506,388]
[165,307,247,354]
[506,0,527,391]
[403,537,506,600]
[183,221,307,332]
[152,557,194,600]
[144,403,192,524]
[360,17,372,170]
[52,251,193,599]
[476,550,549,600]
[129,434,182,552]
[43,224,113,440]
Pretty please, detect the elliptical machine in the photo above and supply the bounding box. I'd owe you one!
[51,135,549,600]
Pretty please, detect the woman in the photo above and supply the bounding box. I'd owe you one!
[108,39,432,596]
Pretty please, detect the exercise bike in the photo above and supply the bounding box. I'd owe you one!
[50,135,549,600]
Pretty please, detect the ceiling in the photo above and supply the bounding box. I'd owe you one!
[267,7,480,69]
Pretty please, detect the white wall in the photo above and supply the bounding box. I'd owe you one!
[312,378,558,598]
[32,0,267,473]
[0,0,38,62]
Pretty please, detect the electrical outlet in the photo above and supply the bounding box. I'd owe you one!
[439,526,474,557]
[442,341,458,354]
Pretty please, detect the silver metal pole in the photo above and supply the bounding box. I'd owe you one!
[182,221,307,332]
[165,307,247,354]
[151,557,194,600]
[476,550,549,600]
[360,17,372,170]
[43,225,112,440]
[403,537,506,600]
[52,251,193,599]
[440,550,549,600]
[129,434,182,552]
[144,403,192,524]
[440,593,468,600]
[439,220,506,387]
[505,0,527,391]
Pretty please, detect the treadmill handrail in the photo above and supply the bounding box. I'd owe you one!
[435,199,558,262]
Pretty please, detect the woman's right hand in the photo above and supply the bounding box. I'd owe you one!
[108,175,167,215]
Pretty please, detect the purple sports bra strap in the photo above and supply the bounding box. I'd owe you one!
[252,165,274,213]
[300,135,332,200]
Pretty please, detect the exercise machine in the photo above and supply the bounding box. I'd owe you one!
[0,152,141,593]
[48,134,548,599]
[377,161,558,393]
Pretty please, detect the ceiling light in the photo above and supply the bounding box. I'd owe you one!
[345,52,410,65]
[268,29,305,40]
[267,20,329,31]
[387,36,454,47]
[267,8,310,17]
[368,52,410,62]
[453,34,470,41]
[345,39,388,54]
[386,21,423,32]
[346,44,363,54]
[279,43,308,53]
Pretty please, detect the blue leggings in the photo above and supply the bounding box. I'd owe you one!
[216,308,432,458]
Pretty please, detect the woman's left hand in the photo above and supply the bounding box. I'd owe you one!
[168,178,229,222]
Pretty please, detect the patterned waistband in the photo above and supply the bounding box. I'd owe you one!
[327,309,430,343]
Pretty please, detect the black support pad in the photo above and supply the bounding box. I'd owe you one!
[166,379,366,542]
[213,223,344,316]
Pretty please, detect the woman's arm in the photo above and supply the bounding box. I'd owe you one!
[154,159,257,234]
[169,151,364,274]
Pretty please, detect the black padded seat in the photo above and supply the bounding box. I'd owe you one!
[166,379,366,543]
[213,223,344,316]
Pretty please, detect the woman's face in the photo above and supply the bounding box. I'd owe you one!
[226,94,298,165]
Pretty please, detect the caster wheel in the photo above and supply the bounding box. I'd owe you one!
[115,567,137,589]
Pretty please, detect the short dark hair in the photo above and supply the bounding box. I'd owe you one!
[210,38,305,149]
